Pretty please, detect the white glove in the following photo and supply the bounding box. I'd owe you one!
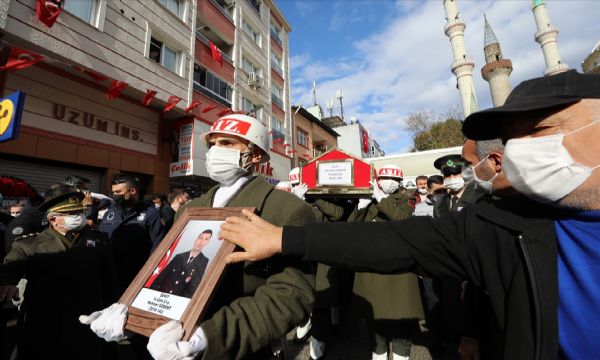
[291,183,308,200]
[370,180,388,203]
[147,321,206,360]
[357,198,372,210]
[12,278,27,309]
[79,303,130,342]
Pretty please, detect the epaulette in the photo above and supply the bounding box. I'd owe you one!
[13,232,40,242]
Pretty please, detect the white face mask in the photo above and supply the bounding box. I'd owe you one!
[379,179,400,194]
[461,165,475,183]
[417,188,429,195]
[472,156,499,194]
[205,146,249,185]
[503,120,600,204]
[444,177,465,192]
[63,213,86,231]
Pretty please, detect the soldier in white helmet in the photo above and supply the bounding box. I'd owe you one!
[82,114,316,360]
[349,165,424,360]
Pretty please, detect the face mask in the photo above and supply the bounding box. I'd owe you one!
[417,188,429,195]
[11,212,21,217]
[472,156,499,194]
[461,165,475,183]
[112,194,125,205]
[63,213,86,231]
[379,179,400,194]
[205,146,249,185]
[154,204,161,209]
[503,120,600,204]
[444,177,465,192]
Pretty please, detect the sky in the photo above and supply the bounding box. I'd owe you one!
[276,0,600,155]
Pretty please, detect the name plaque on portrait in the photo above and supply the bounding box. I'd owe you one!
[132,288,190,320]
[317,160,353,186]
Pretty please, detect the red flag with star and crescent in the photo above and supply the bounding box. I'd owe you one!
[163,95,182,113]
[36,0,63,28]
[0,47,44,72]
[142,90,158,106]
[209,40,224,67]
[145,232,183,287]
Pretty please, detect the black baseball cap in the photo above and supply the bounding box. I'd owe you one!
[463,70,600,140]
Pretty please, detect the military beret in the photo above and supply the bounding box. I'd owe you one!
[39,192,86,214]
[433,154,466,171]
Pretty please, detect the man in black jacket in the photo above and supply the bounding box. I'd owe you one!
[220,70,600,360]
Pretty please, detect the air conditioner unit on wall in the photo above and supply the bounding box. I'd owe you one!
[248,72,262,88]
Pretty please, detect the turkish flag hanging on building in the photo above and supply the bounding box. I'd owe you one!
[36,0,63,28]
[361,128,370,154]
[163,95,182,113]
[184,101,200,113]
[144,232,183,287]
[0,47,44,71]
[106,80,128,99]
[217,108,233,117]
[142,89,158,106]
[209,40,224,67]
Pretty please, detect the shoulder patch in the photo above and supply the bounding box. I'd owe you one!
[11,226,24,235]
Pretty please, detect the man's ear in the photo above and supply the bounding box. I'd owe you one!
[489,152,503,173]
[129,187,137,196]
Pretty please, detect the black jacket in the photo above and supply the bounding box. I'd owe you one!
[283,196,558,360]
[150,251,209,298]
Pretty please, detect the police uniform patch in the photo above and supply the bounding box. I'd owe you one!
[86,239,97,247]
[106,211,115,221]
[137,213,146,221]
[12,226,23,235]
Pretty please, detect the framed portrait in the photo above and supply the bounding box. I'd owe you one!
[119,207,254,339]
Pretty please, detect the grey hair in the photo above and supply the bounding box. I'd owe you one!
[475,139,504,160]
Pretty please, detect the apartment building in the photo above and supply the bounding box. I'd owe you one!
[292,106,338,167]
[0,0,196,194]
[176,0,293,188]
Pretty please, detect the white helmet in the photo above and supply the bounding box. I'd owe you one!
[289,167,300,185]
[274,181,291,192]
[377,165,404,180]
[204,114,270,162]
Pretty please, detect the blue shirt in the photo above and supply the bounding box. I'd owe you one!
[555,210,600,359]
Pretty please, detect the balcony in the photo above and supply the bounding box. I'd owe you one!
[270,29,282,47]
[195,36,234,83]
[197,0,235,44]
[271,60,283,77]
[271,93,284,110]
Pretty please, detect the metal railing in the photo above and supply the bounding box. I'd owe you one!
[271,60,283,76]
[271,93,284,109]
[270,29,282,47]
[195,31,233,64]
[210,0,234,23]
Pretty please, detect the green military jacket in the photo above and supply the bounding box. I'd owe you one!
[175,176,316,360]
[350,192,424,322]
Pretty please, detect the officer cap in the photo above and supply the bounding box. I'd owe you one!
[433,154,465,175]
[40,192,86,214]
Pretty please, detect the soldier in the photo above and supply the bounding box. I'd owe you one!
[83,114,316,360]
[0,192,117,360]
[150,229,212,298]
[349,165,424,360]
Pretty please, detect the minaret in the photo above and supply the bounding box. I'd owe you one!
[481,15,513,106]
[531,0,569,76]
[443,0,478,118]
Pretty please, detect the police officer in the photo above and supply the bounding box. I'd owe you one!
[84,114,316,360]
[350,165,424,360]
[99,174,163,293]
[0,192,117,360]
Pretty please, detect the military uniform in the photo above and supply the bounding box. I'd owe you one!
[150,251,209,298]
[176,175,316,359]
[1,205,118,360]
[349,192,424,354]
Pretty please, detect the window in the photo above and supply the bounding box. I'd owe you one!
[159,0,182,17]
[193,65,232,106]
[270,52,283,75]
[246,0,260,13]
[271,117,285,146]
[242,20,261,46]
[270,21,282,46]
[241,97,262,120]
[149,37,180,73]
[242,56,261,76]
[64,0,97,24]
[271,82,283,109]
[297,128,308,147]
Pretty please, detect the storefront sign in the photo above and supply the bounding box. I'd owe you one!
[0,91,26,142]
[170,160,193,177]
[170,119,194,177]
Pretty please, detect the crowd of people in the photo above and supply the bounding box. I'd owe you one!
[0,69,597,360]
